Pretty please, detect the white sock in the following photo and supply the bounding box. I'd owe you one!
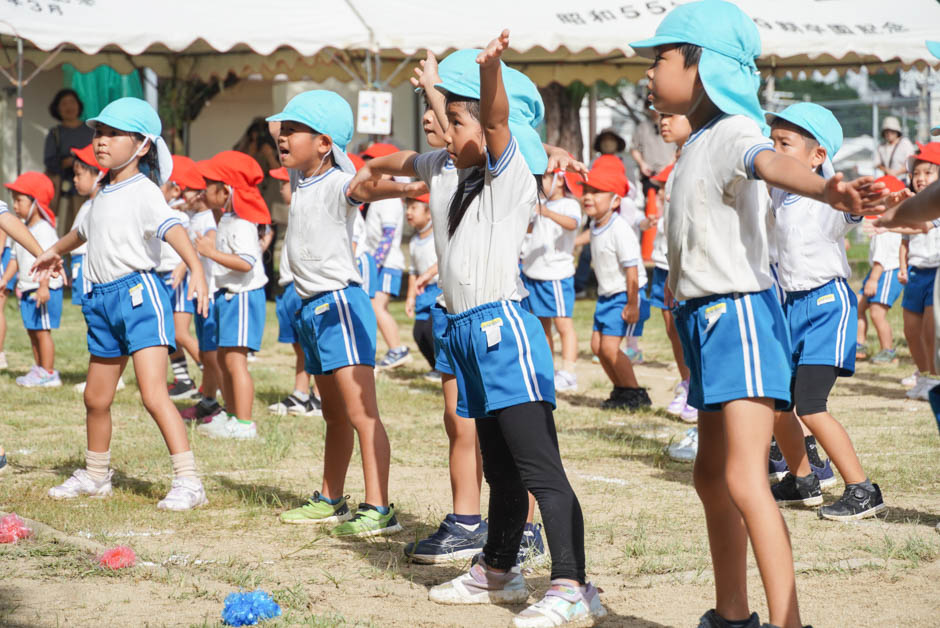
[170,450,197,479]
[85,449,111,484]
[627,336,639,350]
[293,389,310,402]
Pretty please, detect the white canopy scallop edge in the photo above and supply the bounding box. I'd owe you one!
[1,0,938,86]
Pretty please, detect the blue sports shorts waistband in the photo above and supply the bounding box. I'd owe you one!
[910,265,939,272]
[785,277,847,303]
[445,299,523,327]
[89,270,158,294]
[301,282,363,305]
[675,290,761,314]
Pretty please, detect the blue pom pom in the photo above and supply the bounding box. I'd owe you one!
[221,590,282,626]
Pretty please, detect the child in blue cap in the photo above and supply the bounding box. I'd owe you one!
[631,2,887,627]
[269,89,420,537]
[31,97,211,511]
[352,31,605,628]
[762,103,885,524]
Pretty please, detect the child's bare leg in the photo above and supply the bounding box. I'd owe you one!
[903,309,928,372]
[856,297,869,345]
[85,356,127,452]
[442,373,482,515]
[27,330,39,366]
[663,309,691,380]
[133,347,191,454]
[723,398,801,628]
[555,316,577,369]
[925,306,936,375]
[291,343,311,393]
[332,364,390,507]
[200,349,221,399]
[372,291,401,350]
[220,347,254,421]
[174,312,200,362]
[540,317,554,355]
[314,373,355,500]
[600,334,638,388]
[0,292,7,352]
[526,492,536,524]
[773,411,812,476]
[592,331,617,384]
[869,304,893,351]
[36,330,54,371]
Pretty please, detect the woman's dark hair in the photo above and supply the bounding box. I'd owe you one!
[678,43,702,68]
[237,117,278,153]
[48,88,84,121]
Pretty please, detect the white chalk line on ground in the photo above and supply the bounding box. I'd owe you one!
[76,529,176,539]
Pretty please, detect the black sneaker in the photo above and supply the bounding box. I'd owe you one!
[306,394,323,416]
[168,378,199,400]
[180,397,223,422]
[771,473,823,507]
[698,609,759,628]
[760,625,814,628]
[818,483,885,521]
[404,514,487,564]
[768,437,788,482]
[601,387,628,409]
[268,393,309,416]
[623,387,652,410]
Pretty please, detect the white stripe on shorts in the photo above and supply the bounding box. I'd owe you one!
[733,296,754,398]
[834,279,850,369]
[500,301,537,403]
[141,273,169,347]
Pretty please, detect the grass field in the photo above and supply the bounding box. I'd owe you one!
[0,285,937,627]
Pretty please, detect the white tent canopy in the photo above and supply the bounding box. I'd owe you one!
[2,0,939,87]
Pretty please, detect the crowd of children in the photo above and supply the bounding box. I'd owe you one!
[1,2,938,625]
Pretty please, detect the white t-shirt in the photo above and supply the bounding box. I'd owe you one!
[363,197,405,271]
[409,227,438,282]
[650,170,675,271]
[413,150,460,306]
[520,197,582,281]
[70,199,93,256]
[15,219,62,291]
[906,229,940,268]
[590,213,647,297]
[213,212,267,293]
[78,173,182,285]
[278,240,293,286]
[188,209,217,296]
[868,231,901,271]
[771,189,859,292]
[422,137,536,314]
[286,167,363,299]
[666,114,775,301]
[157,208,191,273]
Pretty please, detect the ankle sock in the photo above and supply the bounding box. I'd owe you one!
[170,450,198,479]
[523,521,537,533]
[804,435,824,467]
[85,449,111,483]
[453,513,482,529]
[627,336,639,350]
[292,390,309,402]
[319,493,341,505]
[561,360,576,373]
[724,617,754,628]
[171,356,192,384]
[363,503,390,515]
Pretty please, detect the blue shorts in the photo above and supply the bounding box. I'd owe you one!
[769,263,787,307]
[648,267,669,309]
[357,252,378,299]
[159,271,195,315]
[522,275,575,318]
[195,298,219,352]
[275,282,302,344]
[861,268,902,308]
[83,271,175,358]
[70,254,89,306]
[377,267,403,297]
[431,303,454,376]
[415,282,442,321]
[296,284,376,375]
[901,266,936,314]
[215,288,266,351]
[1,248,16,292]
[593,291,651,337]
[674,289,792,412]
[441,300,556,419]
[786,278,856,376]
[20,288,63,330]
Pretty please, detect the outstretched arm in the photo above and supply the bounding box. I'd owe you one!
[411,51,449,134]
[477,29,512,163]
[0,212,44,257]
[30,229,83,282]
[876,183,940,229]
[346,152,426,203]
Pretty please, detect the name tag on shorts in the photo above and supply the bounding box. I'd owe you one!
[816,294,835,306]
[481,317,503,347]
[129,283,144,307]
[72,263,80,280]
[704,302,726,334]
[315,303,330,315]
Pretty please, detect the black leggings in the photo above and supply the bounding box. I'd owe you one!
[413,317,435,368]
[475,401,586,583]
[792,364,840,416]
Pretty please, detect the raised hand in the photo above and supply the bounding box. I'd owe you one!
[477,29,510,67]
[410,51,441,92]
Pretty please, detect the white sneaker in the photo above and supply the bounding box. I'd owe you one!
[901,371,921,388]
[158,477,208,511]
[554,370,578,392]
[914,378,940,401]
[48,468,113,499]
[197,415,257,440]
[429,559,529,605]
[513,583,607,627]
[906,377,930,400]
[667,381,689,416]
[679,403,698,423]
[74,377,126,394]
[666,428,698,462]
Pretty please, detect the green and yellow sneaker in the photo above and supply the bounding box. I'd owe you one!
[331,503,403,538]
[279,491,352,525]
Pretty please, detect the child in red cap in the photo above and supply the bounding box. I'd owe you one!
[582,157,652,410]
[195,150,270,440]
[403,192,440,373]
[1,172,63,387]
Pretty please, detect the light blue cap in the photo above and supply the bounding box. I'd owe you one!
[766,103,843,159]
[266,90,356,174]
[87,97,173,184]
[629,0,767,133]
[435,57,547,174]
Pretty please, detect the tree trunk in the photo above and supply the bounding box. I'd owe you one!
[539,82,586,159]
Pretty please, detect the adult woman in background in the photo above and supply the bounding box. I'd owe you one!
[43,89,94,233]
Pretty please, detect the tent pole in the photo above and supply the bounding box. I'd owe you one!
[15,36,22,175]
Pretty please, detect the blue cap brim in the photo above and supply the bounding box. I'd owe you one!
[434,75,479,100]
[628,35,685,58]
[927,40,940,60]
[265,111,310,125]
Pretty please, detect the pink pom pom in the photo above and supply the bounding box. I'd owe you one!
[0,513,32,544]
[99,545,136,569]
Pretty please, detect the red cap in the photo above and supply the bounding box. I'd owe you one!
[4,171,56,227]
[361,143,399,159]
[652,163,674,183]
[874,175,906,193]
[407,193,431,204]
[912,142,940,167]
[269,167,290,182]
[169,155,206,191]
[579,155,629,197]
[197,151,271,224]
[348,153,366,172]
[551,155,585,198]
[70,143,107,175]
